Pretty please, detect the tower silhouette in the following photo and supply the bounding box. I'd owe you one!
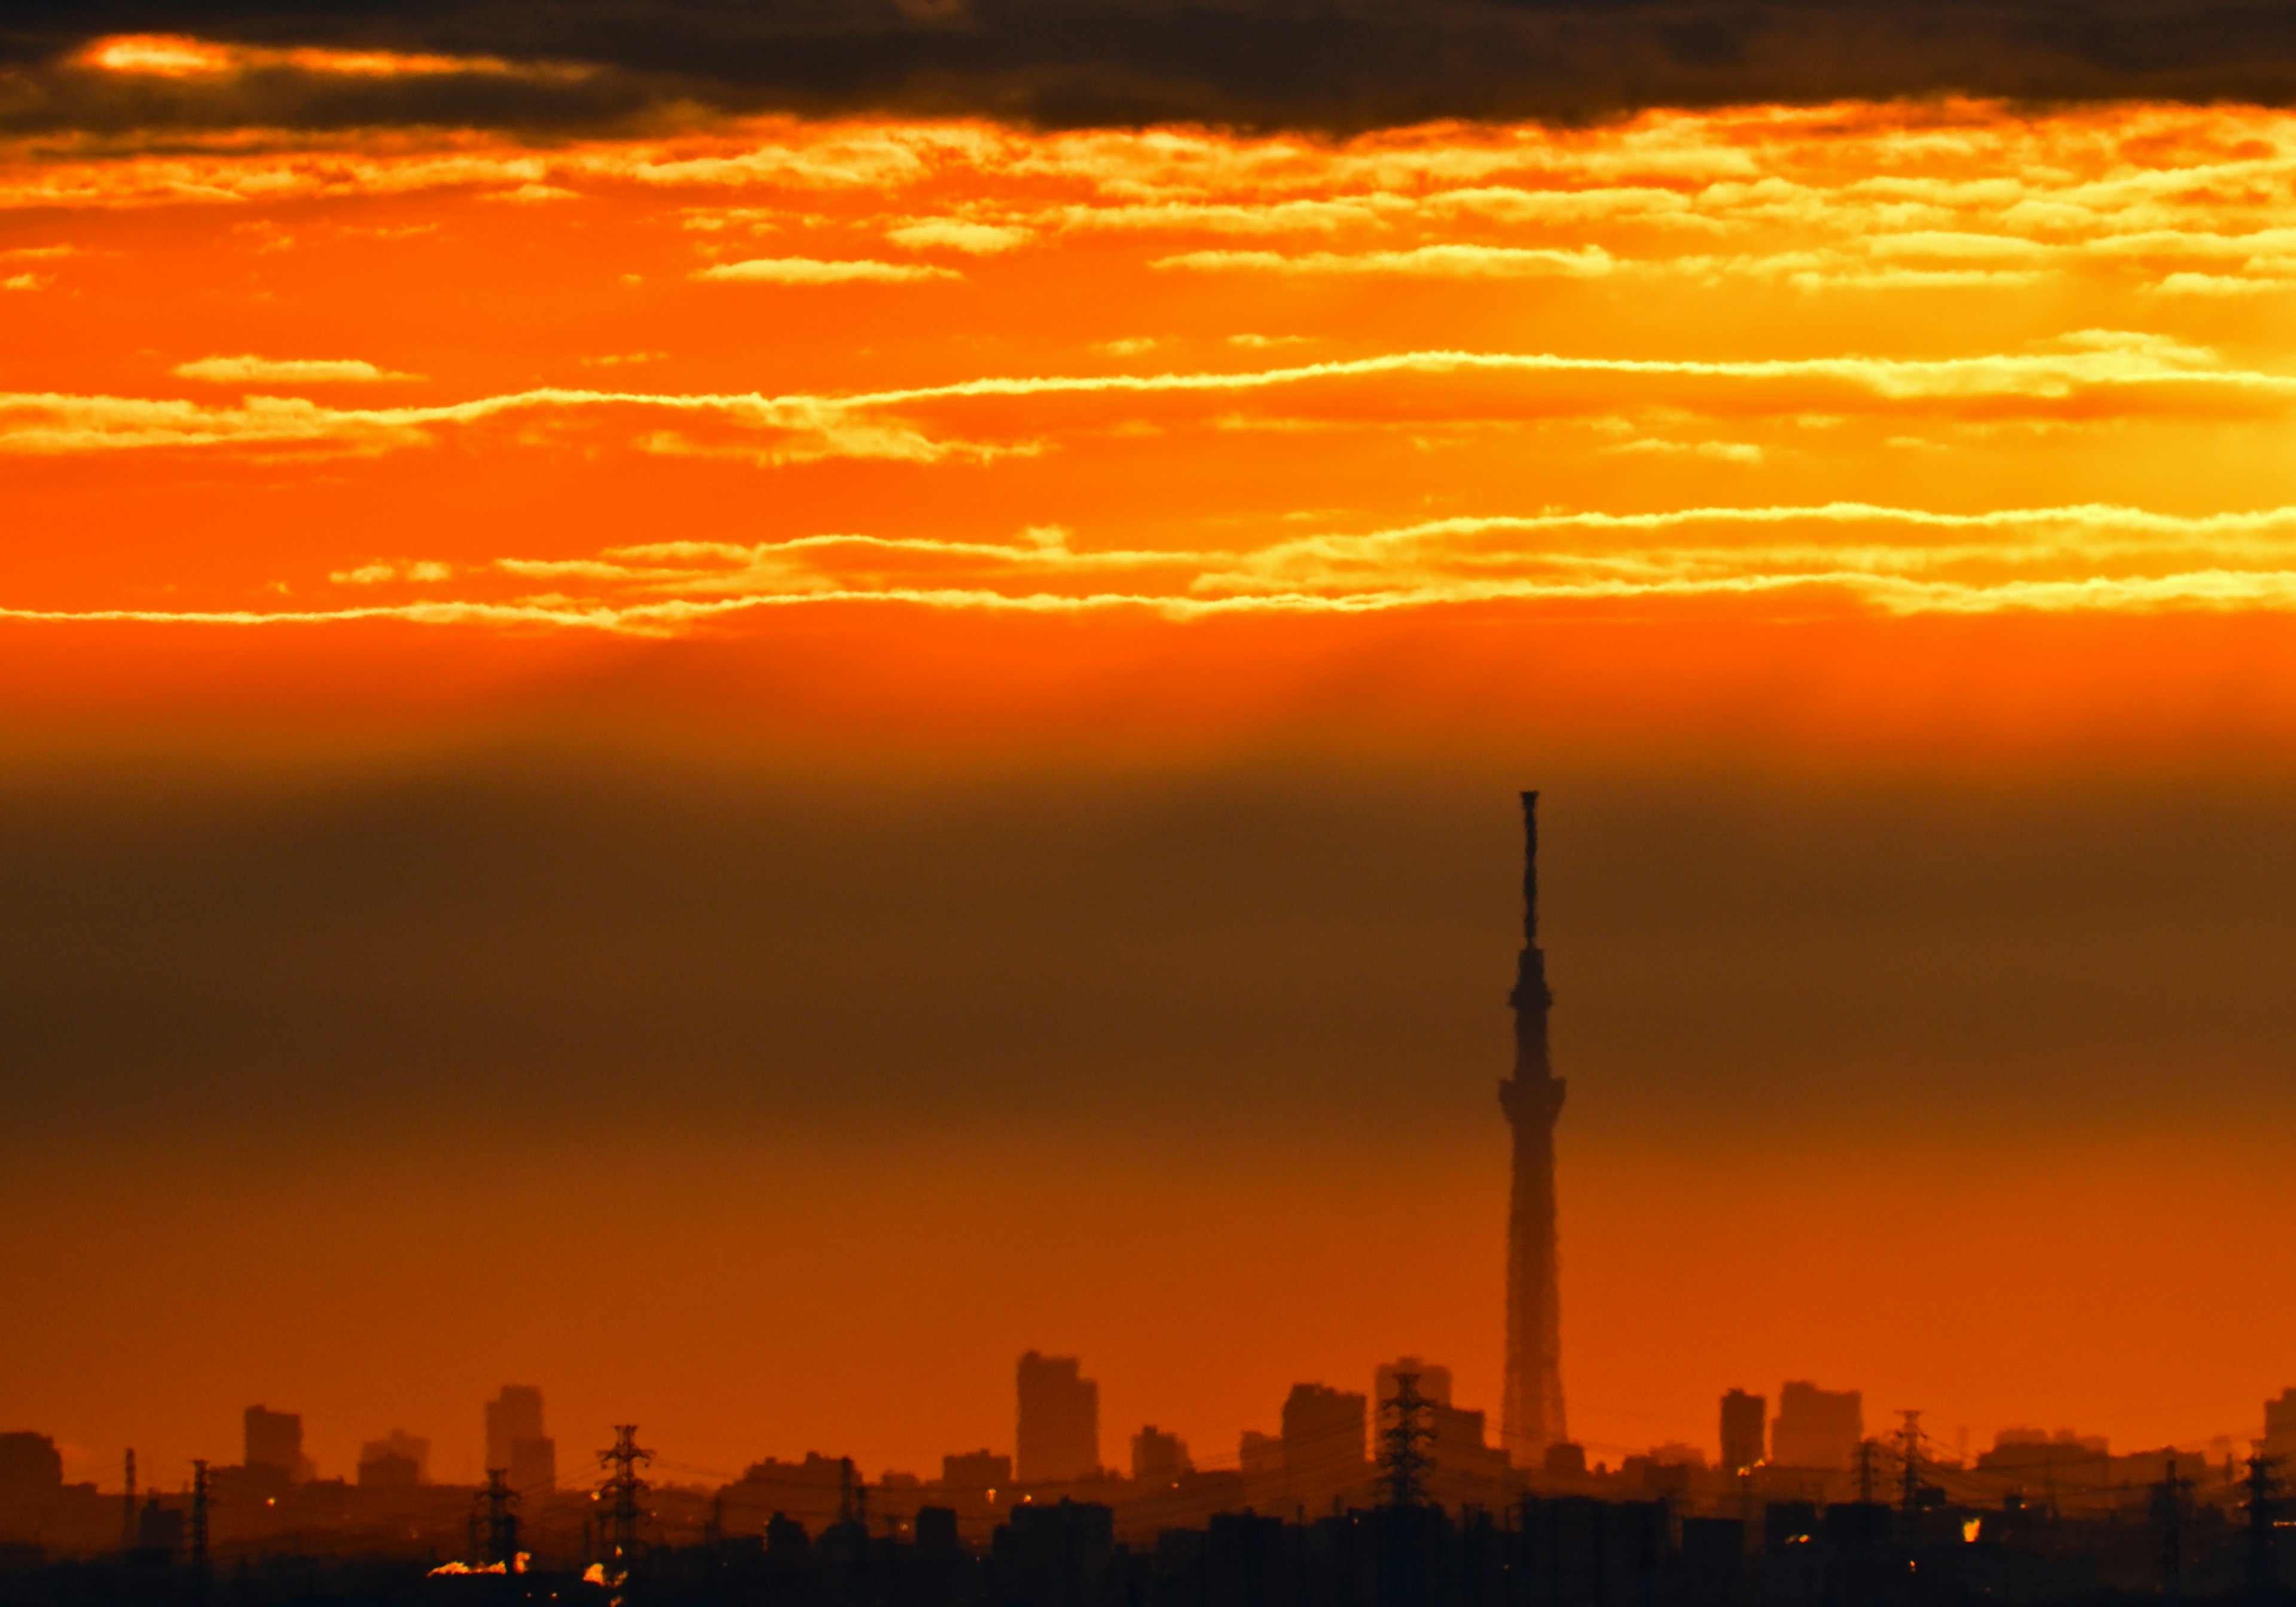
[188,1459,210,1593]
[598,1425,652,1581]
[1500,791,1567,1461]
[1378,1371,1433,1510]
[477,1469,520,1568]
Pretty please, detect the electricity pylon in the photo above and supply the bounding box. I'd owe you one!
[598,1425,653,1581]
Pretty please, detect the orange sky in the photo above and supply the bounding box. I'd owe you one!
[10,53,2296,1498]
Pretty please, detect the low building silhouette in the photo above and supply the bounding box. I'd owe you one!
[1543,1442,1588,1475]
[1978,1426,2109,1471]
[133,1496,182,1559]
[1239,1431,1282,1483]
[721,1452,850,1535]
[0,1435,62,1516]
[244,1406,314,1482]
[356,1452,420,1489]
[993,1499,1114,1607]
[356,1430,429,1489]
[939,1450,1011,1492]
[1130,1426,1190,1487]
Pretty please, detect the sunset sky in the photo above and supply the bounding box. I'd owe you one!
[10,2,2296,1499]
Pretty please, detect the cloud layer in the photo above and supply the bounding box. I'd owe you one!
[19,1,2296,132]
[13,102,2296,637]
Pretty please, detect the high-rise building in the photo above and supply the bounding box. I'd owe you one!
[1500,792,1568,1462]
[485,1386,555,1493]
[1720,1390,1766,1474]
[1281,1383,1367,1506]
[1770,1382,1863,1471]
[1015,1352,1099,1483]
[1131,1426,1192,1486]
[244,1406,313,1481]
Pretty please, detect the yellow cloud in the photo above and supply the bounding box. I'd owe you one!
[11,338,2296,465]
[695,258,963,285]
[479,184,581,204]
[883,218,1031,253]
[173,356,423,384]
[1153,245,1615,278]
[72,32,584,83]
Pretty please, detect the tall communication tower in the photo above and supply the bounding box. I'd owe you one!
[121,1450,136,1555]
[1499,792,1568,1462]
[598,1425,653,1579]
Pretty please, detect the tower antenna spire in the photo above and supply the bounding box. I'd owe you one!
[1500,791,1567,1464]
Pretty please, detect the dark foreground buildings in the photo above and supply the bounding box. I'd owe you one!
[0,1484,2286,1607]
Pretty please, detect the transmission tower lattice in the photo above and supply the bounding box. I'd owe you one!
[1898,1412,1923,1514]
[2159,1453,2194,1603]
[1379,1371,1434,1510]
[598,1425,654,1580]
[477,1469,521,1568]
[188,1459,212,1595]
[2246,1452,2280,1600]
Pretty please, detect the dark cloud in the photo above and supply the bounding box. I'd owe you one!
[9,0,2296,135]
